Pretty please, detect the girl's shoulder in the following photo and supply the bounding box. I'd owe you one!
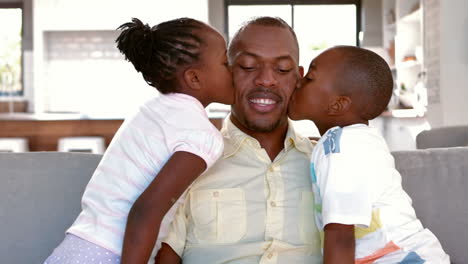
[145,93,205,116]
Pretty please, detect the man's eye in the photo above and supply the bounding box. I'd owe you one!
[278,68,292,73]
[240,65,255,71]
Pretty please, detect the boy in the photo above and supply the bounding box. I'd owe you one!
[288,46,449,263]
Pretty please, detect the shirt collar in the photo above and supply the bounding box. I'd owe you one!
[221,115,312,158]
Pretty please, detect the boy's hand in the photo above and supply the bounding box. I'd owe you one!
[324,223,355,264]
[155,243,181,264]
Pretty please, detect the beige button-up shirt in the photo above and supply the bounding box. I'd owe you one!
[164,118,322,264]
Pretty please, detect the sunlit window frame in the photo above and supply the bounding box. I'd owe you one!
[224,0,362,46]
[0,2,24,97]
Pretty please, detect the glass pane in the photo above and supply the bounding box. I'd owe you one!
[0,8,22,96]
[228,5,292,41]
[294,5,356,68]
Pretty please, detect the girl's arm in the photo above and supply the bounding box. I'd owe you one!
[154,243,181,264]
[323,223,355,264]
[121,151,207,264]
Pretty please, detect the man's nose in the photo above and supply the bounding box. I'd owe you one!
[254,67,278,88]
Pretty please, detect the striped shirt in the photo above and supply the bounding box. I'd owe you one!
[67,93,224,256]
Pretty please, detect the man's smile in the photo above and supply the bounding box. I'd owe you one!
[247,91,281,113]
[250,98,275,105]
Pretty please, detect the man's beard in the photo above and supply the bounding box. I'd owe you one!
[233,87,288,133]
[243,115,283,133]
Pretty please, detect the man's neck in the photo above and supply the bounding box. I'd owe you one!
[231,117,289,161]
[254,127,288,161]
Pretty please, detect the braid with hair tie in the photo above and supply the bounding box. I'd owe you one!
[116,17,206,93]
[116,18,153,73]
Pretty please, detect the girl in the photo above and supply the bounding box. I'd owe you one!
[45,17,234,264]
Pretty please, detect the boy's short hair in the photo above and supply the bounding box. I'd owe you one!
[333,46,393,120]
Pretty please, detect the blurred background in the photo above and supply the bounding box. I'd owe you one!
[0,0,467,152]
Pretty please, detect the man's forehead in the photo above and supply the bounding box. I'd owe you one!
[235,50,295,62]
[232,30,298,61]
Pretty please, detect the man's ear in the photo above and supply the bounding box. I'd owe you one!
[298,66,304,78]
[183,68,202,91]
[328,96,352,115]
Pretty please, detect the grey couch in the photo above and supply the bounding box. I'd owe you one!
[1,149,467,263]
[416,125,468,149]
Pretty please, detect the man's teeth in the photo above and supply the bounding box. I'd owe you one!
[250,98,275,105]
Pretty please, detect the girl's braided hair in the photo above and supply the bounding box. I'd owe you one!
[116,17,205,93]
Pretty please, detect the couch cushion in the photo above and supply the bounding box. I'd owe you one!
[0,152,102,263]
[392,147,468,264]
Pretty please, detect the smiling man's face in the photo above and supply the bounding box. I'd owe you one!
[229,24,302,133]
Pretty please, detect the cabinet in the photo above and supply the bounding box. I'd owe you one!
[382,0,426,114]
[0,114,225,151]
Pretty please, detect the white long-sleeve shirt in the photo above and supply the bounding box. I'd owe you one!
[67,93,224,256]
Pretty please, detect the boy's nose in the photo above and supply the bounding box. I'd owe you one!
[297,77,306,89]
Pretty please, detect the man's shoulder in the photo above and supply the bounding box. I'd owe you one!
[290,132,315,156]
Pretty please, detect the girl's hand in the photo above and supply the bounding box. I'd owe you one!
[121,151,207,263]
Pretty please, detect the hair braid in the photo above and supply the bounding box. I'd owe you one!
[116,17,206,93]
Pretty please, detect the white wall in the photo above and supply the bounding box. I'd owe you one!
[31,0,209,114]
[34,0,209,31]
[208,0,225,37]
[439,0,468,127]
[426,0,468,127]
[361,0,382,47]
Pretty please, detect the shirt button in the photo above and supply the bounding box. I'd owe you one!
[268,166,274,172]
[270,201,276,207]
[267,253,273,259]
[213,191,219,197]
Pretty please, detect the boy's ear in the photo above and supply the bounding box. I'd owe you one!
[183,68,202,91]
[328,96,352,116]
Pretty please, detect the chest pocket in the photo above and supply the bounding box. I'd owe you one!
[190,188,247,243]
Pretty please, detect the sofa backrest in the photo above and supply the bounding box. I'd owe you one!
[416,126,468,149]
[393,147,468,264]
[1,149,467,263]
[0,152,102,264]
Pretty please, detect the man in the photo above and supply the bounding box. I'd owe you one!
[156,17,322,264]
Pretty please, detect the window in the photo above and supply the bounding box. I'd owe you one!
[225,0,361,67]
[0,4,23,97]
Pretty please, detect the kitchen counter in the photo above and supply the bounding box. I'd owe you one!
[0,112,121,121]
[0,112,228,151]
[0,111,229,121]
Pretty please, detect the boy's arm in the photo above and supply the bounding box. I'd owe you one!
[155,243,181,264]
[323,223,355,264]
[121,151,206,264]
